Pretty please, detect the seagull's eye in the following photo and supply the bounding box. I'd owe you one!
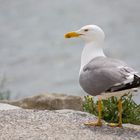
[84,29,89,32]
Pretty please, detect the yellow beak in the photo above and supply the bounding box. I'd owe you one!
[64,31,80,38]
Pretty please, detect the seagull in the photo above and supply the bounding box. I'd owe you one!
[64,25,140,127]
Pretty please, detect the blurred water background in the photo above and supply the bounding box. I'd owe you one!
[0,0,140,103]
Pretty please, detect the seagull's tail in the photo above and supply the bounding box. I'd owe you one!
[118,74,140,92]
[132,74,140,88]
[106,74,140,93]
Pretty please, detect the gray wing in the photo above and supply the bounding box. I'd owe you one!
[79,57,138,96]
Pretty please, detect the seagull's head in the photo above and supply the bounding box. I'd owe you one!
[65,25,105,43]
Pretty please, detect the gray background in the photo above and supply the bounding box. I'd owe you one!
[0,0,140,103]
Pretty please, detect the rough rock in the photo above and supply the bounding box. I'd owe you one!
[0,93,83,110]
[0,103,21,110]
[0,109,139,140]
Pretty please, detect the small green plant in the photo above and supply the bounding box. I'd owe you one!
[0,76,10,100]
[83,94,140,125]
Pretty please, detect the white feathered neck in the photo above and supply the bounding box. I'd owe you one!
[80,42,105,73]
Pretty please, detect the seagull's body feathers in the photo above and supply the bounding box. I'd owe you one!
[79,56,140,96]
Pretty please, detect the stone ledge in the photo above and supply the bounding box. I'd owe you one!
[0,109,139,140]
[0,93,83,111]
[0,103,21,110]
